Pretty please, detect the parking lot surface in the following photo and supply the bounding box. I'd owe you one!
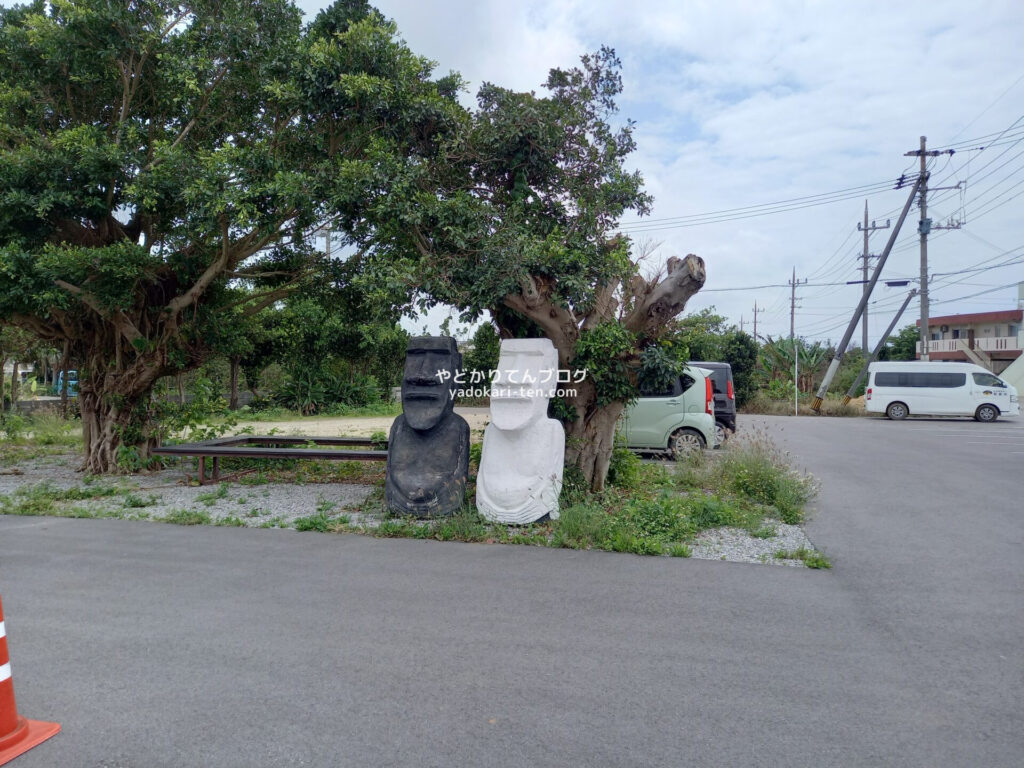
[0,414,1021,767]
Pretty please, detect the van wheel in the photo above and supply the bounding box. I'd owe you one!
[886,402,909,420]
[975,404,999,422]
[669,428,706,459]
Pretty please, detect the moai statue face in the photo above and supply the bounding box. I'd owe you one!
[490,339,559,432]
[401,336,460,431]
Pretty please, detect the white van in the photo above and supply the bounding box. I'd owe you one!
[866,361,1020,421]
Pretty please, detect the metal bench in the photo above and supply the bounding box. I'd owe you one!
[152,435,388,484]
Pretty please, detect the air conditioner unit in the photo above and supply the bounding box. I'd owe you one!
[940,324,949,332]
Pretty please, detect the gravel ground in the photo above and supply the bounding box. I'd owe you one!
[0,453,375,528]
[688,521,816,566]
[1,451,823,565]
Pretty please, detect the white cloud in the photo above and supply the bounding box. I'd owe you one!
[301,0,1024,343]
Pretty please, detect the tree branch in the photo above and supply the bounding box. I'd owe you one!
[622,254,706,339]
[582,279,619,330]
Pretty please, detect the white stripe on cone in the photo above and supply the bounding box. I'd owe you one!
[0,662,10,683]
[0,619,5,638]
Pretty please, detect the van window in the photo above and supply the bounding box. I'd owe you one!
[679,374,696,394]
[874,371,966,388]
[972,372,1005,387]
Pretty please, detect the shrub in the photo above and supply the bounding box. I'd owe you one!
[607,445,642,489]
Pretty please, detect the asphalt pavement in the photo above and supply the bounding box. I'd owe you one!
[0,414,1021,767]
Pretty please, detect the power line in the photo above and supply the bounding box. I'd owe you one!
[932,281,1023,306]
[615,178,907,232]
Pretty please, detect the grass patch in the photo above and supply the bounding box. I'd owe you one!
[195,482,230,506]
[294,512,334,532]
[774,547,833,569]
[315,430,822,564]
[162,508,212,526]
[676,427,816,525]
[0,481,129,516]
[236,402,400,422]
[122,492,158,508]
[742,393,864,417]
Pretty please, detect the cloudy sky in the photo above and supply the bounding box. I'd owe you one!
[303,0,1024,346]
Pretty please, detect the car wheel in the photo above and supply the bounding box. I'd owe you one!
[714,422,733,447]
[886,402,909,420]
[669,428,706,459]
[975,404,999,422]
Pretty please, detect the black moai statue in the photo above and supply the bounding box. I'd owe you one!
[385,336,470,517]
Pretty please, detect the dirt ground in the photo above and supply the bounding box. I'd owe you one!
[233,407,491,438]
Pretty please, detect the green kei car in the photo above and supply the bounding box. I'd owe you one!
[619,365,718,457]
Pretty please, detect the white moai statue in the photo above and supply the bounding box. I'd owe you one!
[477,338,565,524]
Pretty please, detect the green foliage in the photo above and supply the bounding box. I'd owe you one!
[672,309,729,361]
[884,324,919,361]
[721,330,758,407]
[464,323,501,382]
[606,445,643,489]
[637,344,683,396]
[831,347,867,397]
[574,323,637,406]
[0,413,27,440]
[0,0,461,470]
[156,377,239,444]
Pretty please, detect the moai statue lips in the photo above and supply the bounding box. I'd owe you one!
[477,338,564,525]
[385,336,470,517]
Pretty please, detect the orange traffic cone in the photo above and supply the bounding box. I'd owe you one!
[0,596,60,766]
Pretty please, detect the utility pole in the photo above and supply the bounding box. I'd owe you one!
[790,268,806,416]
[752,301,762,341]
[811,174,925,412]
[789,267,807,340]
[903,137,957,360]
[739,316,745,334]
[857,201,890,351]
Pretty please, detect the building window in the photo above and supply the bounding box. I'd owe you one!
[952,329,961,339]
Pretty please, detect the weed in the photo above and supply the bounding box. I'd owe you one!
[774,547,832,569]
[294,512,333,532]
[550,503,611,549]
[162,508,211,526]
[0,482,127,516]
[607,445,643,489]
[215,515,247,528]
[195,483,230,506]
[122,493,158,508]
[432,508,489,542]
[667,543,692,557]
